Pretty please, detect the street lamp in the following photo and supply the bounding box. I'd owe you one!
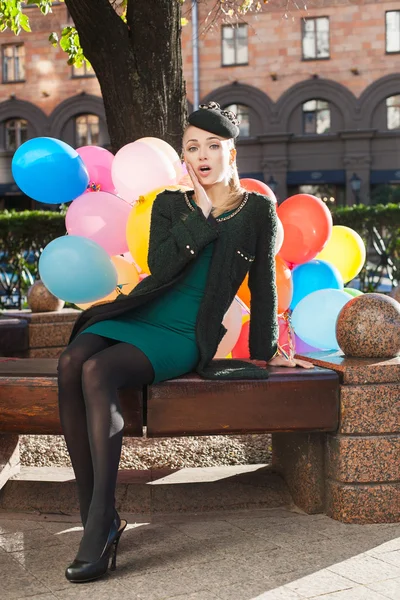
[267,175,278,193]
[350,173,362,205]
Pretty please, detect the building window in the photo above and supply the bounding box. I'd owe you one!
[223,103,250,137]
[386,11,400,53]
[387,95,400,130]
[75,114,100,146]
[302,17,330,60]
[302,100,331,134]
[5,119,28,151]
[2,44,25,83]
[71,62,95,78]
[222,24,248,66]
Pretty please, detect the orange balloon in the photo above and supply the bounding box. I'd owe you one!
[76,256,140,310]
[276,255,293,314]
[240,178,277,203]
[277,194,332,264]
[237,274,250,309]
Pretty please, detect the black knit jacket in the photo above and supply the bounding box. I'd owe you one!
[69,189,278,380]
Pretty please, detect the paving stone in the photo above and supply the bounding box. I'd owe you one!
[118,567,205,600]
[168,519,242,541]
[371,550,400,567]
[212,576,281,600]
[367,538,400,554]
[52,580,138,599]
[0,552,49,599]
[327,554,400,585]
[285,568,356,597]
[304,587,389,599]
[249,588,302,599]
[11,545,80,592]
[168,591,220,600]
[366,576,400,600]
[0,528,65,553]
[0,518,44,534]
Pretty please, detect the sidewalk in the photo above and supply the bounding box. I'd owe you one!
[0,506,399,600]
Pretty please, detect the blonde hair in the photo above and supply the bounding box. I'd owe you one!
[211,138,246,218]
[182,133,246,218]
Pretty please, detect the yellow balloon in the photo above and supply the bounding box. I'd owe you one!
[126,184,191,274]
[316,225,366,284]
[76,256,140,310]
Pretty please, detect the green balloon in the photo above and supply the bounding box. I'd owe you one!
[344,287,364,297]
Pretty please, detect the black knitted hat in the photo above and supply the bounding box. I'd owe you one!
[188,101,240,139]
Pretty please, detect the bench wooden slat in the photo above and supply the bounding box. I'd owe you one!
[0,363,144,436]
[147,368,339,437]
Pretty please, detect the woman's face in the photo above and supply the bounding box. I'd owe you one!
[182,126,234,186]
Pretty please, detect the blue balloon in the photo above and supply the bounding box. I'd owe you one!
[290,259,344,310]
[12,137,89,204]
[39,236,117,304]
[292,289,352,351]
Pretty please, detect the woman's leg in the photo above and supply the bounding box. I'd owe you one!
[57,333,116,527]
[75,342,154,562]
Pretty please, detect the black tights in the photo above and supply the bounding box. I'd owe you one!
[57,332,154,562]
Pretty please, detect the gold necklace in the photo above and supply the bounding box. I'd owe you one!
[183,191,249,222]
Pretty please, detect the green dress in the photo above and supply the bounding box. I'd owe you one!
[81,202,232,384]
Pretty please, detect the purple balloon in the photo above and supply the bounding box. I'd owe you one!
[294,334,320,354]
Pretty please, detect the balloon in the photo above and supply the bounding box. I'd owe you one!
[236,256,292,314]
[12,137,89,204]
[276,256,293,314]
[290,259,344,311]
[76,146,116,194]
[112,141,177,203]
[214,298,243,358]
[277,194,333,264]
[240,178,277,203]
[39,236,117,304]
[343,287,364,297]
[231,319,250,358]
[76,256,140,309]
[275,216,284,255]
[65,191,131,256]
[291,289,352,350]
[237,274,250,309]
[126,187,164,274]
[138,137,183,181]
[316,225,366,284]
[294,334,320,354]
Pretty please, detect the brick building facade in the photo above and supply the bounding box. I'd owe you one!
[0,0,399,207]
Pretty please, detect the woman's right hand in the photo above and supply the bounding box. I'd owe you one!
[186,163,213,218]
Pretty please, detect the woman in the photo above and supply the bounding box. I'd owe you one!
[58,102,313,584]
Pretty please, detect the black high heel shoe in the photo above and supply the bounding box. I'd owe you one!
[65,515,127,583]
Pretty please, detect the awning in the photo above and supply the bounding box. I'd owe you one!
[0,183,23,196]
[287,170,346,185]
[370,170,400,184]
[238,172,265,182]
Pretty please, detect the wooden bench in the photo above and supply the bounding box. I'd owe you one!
[0,356,340,516]
[0,358,339,437]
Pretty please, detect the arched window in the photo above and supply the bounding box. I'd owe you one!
[5,118,28,151]
[223,103,250,137]
[75,114,100,146]
[302,100,331,134]
[386,95,400,130]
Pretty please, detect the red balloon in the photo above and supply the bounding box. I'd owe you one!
[240,178,277,203]
[231,319,250,359]
[277,194,332,264]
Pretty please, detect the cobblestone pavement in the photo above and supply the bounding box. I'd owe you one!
[0,507,399,600]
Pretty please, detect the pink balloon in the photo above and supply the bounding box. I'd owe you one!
[112,142,177,203]
[138,137,183,181]
[76,146,116,194]
[214,298,243,358]
[65,191,131,256]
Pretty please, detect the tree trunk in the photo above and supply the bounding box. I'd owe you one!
[65,0,187,153]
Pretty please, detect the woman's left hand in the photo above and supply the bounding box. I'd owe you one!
[267,355,315,369]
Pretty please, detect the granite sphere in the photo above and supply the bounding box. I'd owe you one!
[390,284,400,303]
[27,280,65,313]
[336,293,400,358]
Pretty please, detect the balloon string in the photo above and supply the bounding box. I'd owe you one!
[280,309,296,361]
